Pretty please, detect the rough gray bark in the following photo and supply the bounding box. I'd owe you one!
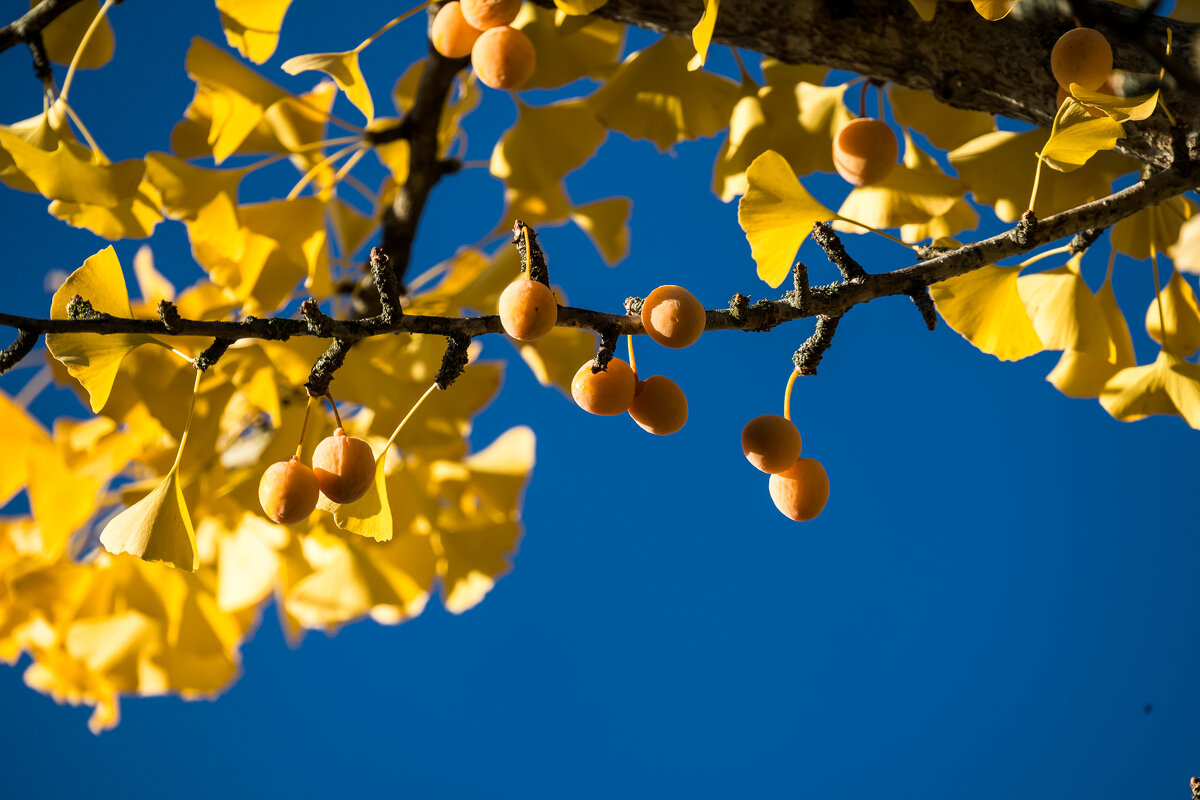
[534,0,1200,169]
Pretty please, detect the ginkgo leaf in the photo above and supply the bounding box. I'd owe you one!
[1016,254,1111,357]
[888,84,995,151]
[1100,349,1200,428]
[318,440,394,542]
[570,197,631,265]
[281,50,373,122]
[1111,196,1194,260]
[513,5,623,90]
[144,152,244,221]
[555,0,608,13]
[48,178,163,240]
[588,35,740,151]
[737,150,834,287]
[491,99,607,196]
[949,129,1136,221]
[37,0,114,69]
[714,70,852,201]
[688,0,720,71]
[0,129,143,206]
[1170,213,1200,275]
[186,193,277,308]
[329,198,376,259]
[1146,271,1200,356]
[1097,272,1136,368]
[183,37,291,163]
[518,325,599,394]
[217,0,293,64]
[1070,78,1160,123]
[132,247,175,311]
[28,447,101,559]
[1047,349,1121,399]
[900,195,979,244]
[930,265,1044,361]
[0,390,52,506]
[46,247,162,412]
[238,196,330,309]
[972,0,1016,19]
[214,515,283,612]
[1040,98,1125,173]
[99,370,202,570]
[907,0,937,20]
[834,134,964,234]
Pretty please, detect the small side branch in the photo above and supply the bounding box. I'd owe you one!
[1068,227,1104,254]
[908,286,938,331]
[0,329,38,375]
[812,222,867,282]
[369,247,402,323]
[592,327,619,372]
[0,0,89,56]
[195,338,234,372]
[513,220,550,285]
[793,315,842,376]
[435,333,471,390]
[305,339,351,398]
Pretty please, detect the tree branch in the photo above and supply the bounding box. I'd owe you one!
[0,0,90,55]
[533,0,1200,169]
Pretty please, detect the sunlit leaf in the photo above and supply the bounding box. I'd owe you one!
[889,84,994,151]
[513,5,623,90]
[930,265,1043,361]
[907,0,937,20]
[554,0,608,13]
[36,0,114,69]
[972,0,1016,19]
[144,152,245,221]
[1146,271,1200,356]
[100,471,197,571]
[518,325,599,394]
[239,196,330,310]
[281,50,373,122]
[217,0,294,64]
[1047,349,1121,399]
[589,35,740,151]
[570,197,631,265]
[1016,254,1111,357]
[737,150,834,287]
[0,128,143,206]
[48,178,163,240]
[186,194,277,309]
[1100,349,1200,428]
[1112,196,1194,260]
[46,247,162,412]
[688,0,720,71]
[834,134,964,235]
[1170,213,1200,275]
[1040,98,1125,173]
[0,391,52,506]
[491,99,607,197]
[1070,78,1160,123]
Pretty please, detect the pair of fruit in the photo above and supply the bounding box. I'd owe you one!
[741,414,829,522]
[259,428,375,525]
[569,285,705,435]
[431,0,535,90]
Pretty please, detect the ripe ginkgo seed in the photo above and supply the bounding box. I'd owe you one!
[1050,28,1113,92]
[471,26,536,90]
[499,279,558,341]
[571,357,637,416]
[741,414,803,474]
[259,456,320,525]
[641,285,705,349]
[832,118,898,187]
[628,375,688,435]
[311,428,375,504]
[431,2,482,59]
[768,457,830,522]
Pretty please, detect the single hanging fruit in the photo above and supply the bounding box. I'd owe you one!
[499,278,558,341]
[259,456,320,525]
[311,428,376,504]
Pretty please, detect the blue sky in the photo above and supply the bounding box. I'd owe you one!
[1,3,1198,798]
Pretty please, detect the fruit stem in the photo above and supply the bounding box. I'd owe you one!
[831,214,912,248]
[859,81,869,119]
[59,0,115,103]
[324,393,343,430]
[287,142,364,200]
[1150,248,1171,355]
[296,395,315,460]
[383,382,439,452]
[1017,244,1073,269]
[522,223,533,280]
[356,0,435,52]
[170,368,203,474]
[783,368,799,421]
[627,334,637,376]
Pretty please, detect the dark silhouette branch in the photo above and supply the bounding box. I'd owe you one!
[0,0,91,56]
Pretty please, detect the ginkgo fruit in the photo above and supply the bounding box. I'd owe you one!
[259,456,320,525]
[628,375,688,435]
[1050,28,1112,92]
[431,1,482,59]
[641,285,706,348]
[311,428,375,504]
[571,357,636,415]
[471,26,536,90]
[741,414,803,474]
[768,457,830,522]
[499,278,558,340]
[832,118,898,187]
[460,0,522,30]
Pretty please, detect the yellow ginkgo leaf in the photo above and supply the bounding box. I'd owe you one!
[1169,213,1200,275]
[1097,272,1136,368]
[737,150,835,287]
[1016,254,1111,357]
[1146,271,1200,357]
[186,193,277,308]
[99,371,202,570]
[1112,196,1194,260]
[144,152,244,221]
[516,288,598,392]
[949,129,1136,221]
[0,129,143,206]
[1070,78,1160,123]
[907,0,937,20]
[930,265,1044,361]
[512,6,623,90]
[132,245,176,309]
[888,84,995,151]
[554,0,608,13]
[900,195,979,244]
[329,197,377,259]
[972,0,1016,19]
[238,196,330,310]
[37,0,114,68]
[491,99,607,196]
[688,0,720,71]
[369,123,409,185]
[588,35,740,151]
[0,391,52,506]
[570,196,631,265]
[1100,349,1200,428]
[1047,349,1121,398]
[48,177,163,240]
[281,50,373,122]
[1040,97,1125,173]
[46,247,162,413]
[834,134,964,234]
[216,0,294,64]
[27,446,101,559]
